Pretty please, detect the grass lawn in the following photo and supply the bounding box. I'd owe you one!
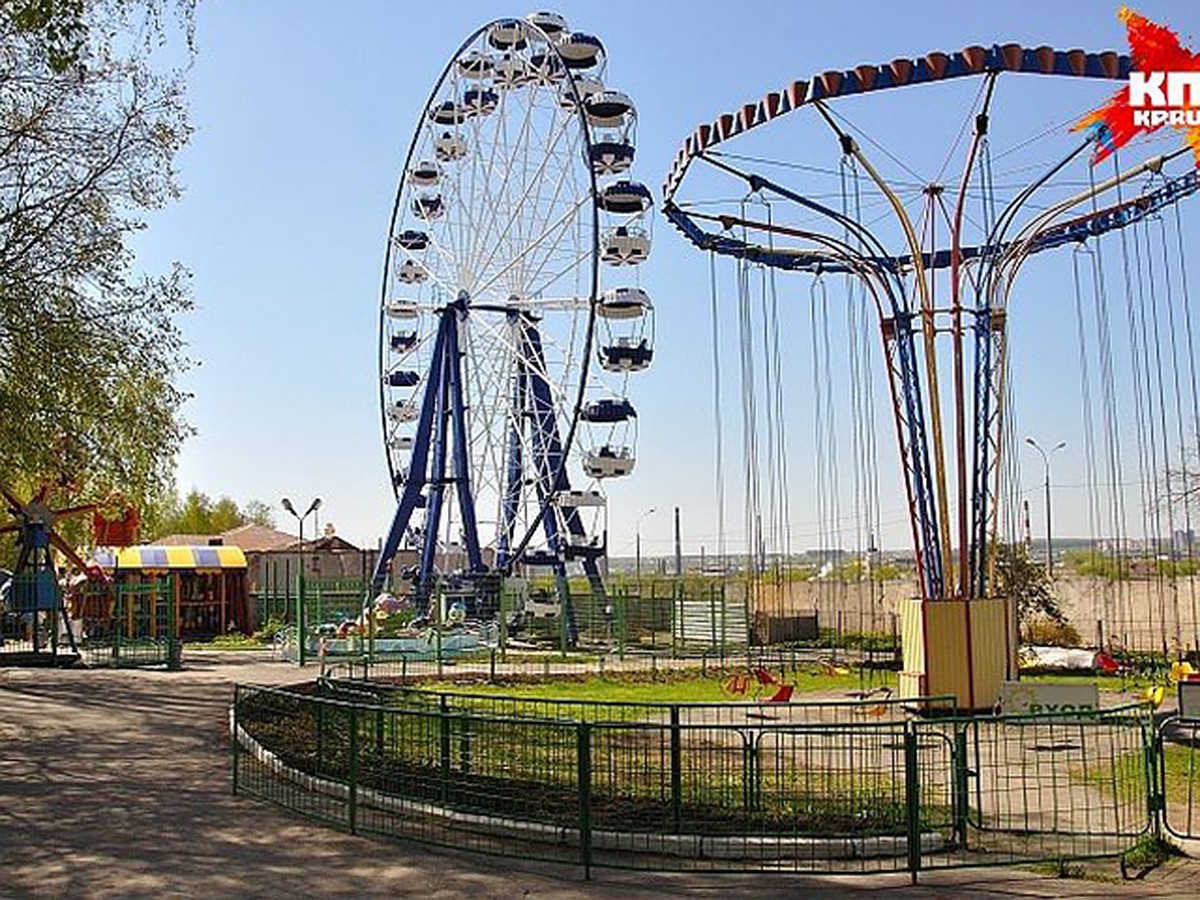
[1074,740,1200,810]
[418,667,898,703]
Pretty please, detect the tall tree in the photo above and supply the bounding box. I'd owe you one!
[0,0,195,531]
[150,490,276,539]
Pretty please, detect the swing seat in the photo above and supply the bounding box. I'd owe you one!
[754,666,778,686]
[766,684,794,703]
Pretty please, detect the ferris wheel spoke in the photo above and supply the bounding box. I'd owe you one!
[462,86,543,288]
[466,108,584,291]
[470,193,592,299]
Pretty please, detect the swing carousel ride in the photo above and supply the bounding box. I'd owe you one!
[662,8,1200,707]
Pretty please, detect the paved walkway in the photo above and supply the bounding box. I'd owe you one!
[1,651,1198,898]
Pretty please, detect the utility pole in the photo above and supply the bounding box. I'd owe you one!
[1025,438,1065,578]
[674,506,682,576]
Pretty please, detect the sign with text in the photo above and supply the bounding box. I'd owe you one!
[1000,681,1099,718]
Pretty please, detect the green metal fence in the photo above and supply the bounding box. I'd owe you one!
[76,578,179,668]
[231,683,1154,878]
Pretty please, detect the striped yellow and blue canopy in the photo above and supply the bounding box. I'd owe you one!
[94,545,247,571]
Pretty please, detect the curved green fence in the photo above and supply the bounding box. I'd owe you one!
[231,682,1154,877]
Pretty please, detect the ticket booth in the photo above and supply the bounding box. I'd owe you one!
[94,545,250,640]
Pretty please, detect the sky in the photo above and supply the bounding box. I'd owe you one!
[129,0,1200,563]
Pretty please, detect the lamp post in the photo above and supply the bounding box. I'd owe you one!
[635,507,656,591]
[282,497,322,560]
[282,497,321,666]
[1024,438,1065,578]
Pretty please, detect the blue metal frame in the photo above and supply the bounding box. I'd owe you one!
[372,308,605,642]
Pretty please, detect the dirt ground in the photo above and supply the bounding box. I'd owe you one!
[2,650,1199,899]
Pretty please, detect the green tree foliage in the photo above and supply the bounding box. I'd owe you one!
[1063,548,1131,580]
[149,490,277,539]
[0,0,195,527]
[994,542,1071,633]
[242,499,275,528]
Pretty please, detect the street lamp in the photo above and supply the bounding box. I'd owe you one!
[281,497,322,564]
[281,496,321,666]
[1024,438,1066,577]
[635,507,656,589]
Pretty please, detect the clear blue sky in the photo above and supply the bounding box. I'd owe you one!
[130,1,1200,560]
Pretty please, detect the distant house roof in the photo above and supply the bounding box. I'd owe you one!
[219,523,298,552]
[302,534,362,553]
[151,523,299,553]
[153,533,216,546]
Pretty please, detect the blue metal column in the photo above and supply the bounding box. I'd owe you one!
[419,322,452,603]
[522,321,580,644]
[445,306,484,572]
[497,314,526,571]
[371,313,451,591]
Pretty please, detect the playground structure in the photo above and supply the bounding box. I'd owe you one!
[372,11,654,640]
[662,15,1200,710]
[91,544,250,640]
[0,484,101,665]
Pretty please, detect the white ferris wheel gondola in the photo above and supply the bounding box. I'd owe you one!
[559,74,605,109]
[602,225,650,266]
[395,260,428,284]
[597,180,653,215]
[457,50,495,79]
[386,299,421,319]
[598,286,651,319]
[557,33,605,70]
[583,446,636,479]
[526,11,568,40]
[408,160,441,187]
[488,19,527,51]
[585,90,634,128]
[434,132,467,162]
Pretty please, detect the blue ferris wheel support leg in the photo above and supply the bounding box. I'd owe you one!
[371,314,451,593]
[521,320,612,645]
[497,324,527,572]
[445,308,485,574]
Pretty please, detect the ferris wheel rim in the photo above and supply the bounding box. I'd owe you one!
[377,16,604,572]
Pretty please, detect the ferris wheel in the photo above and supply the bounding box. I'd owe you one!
[372,11,654,619]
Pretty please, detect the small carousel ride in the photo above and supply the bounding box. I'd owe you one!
[0,484,106,665]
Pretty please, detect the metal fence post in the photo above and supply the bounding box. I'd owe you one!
[953,724,969,850]
[577,722,592,879]
[231,685,240,795]
[349,704,359,834]
[113,583,122,663]
[904,722,922,884]
[439,695,452,806]
[459,715,472,775]
[376,704,385,759]
[670,707,682,833]
[1145,716,1164,836]
[742,732,758,811]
